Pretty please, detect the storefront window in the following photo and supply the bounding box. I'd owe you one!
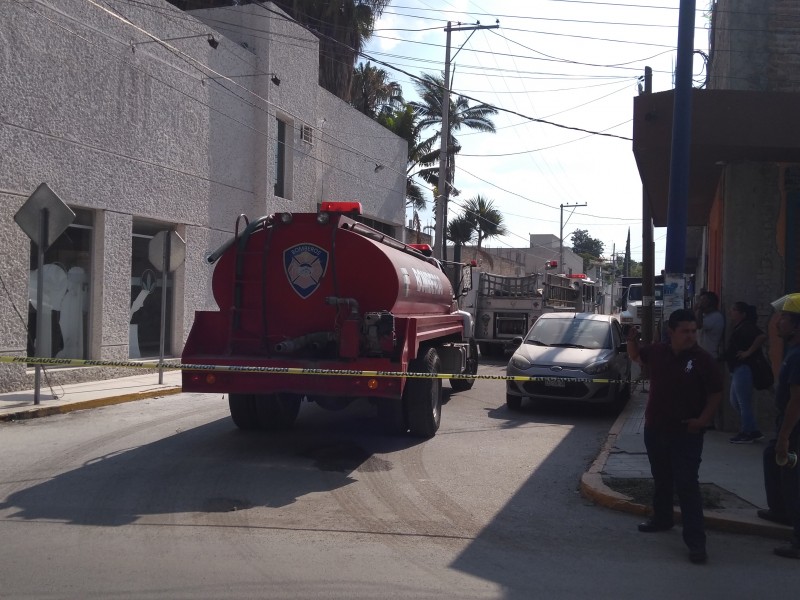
[27,209,93,359]
[130,221,175,358]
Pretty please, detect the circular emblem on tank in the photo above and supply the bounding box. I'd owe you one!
[283,243,329,299]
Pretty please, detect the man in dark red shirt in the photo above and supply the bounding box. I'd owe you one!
[626,308,723,564]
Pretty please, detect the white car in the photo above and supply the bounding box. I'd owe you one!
[505,312,631,410]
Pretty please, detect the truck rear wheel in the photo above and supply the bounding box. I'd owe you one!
[450,339,478,392]
[228,394,260,430]
[255,393,302,430]
[377,398,407,434]
[404,347,442,438]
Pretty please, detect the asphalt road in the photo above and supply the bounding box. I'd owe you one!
[1,360,798,598]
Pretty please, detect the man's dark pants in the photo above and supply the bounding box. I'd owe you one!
[644,427,706,551]
[763,436,800,545]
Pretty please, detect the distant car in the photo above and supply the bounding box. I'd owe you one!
[506,312,631,410]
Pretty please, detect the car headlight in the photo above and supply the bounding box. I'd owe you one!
[509,354,532,370]
[583,360,610,375]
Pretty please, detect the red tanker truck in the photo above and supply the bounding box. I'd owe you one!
[182,201,478,438]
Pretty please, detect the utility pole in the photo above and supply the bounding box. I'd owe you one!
[641,66,656,344]
[560,202,587,274]
[433,20,499,261]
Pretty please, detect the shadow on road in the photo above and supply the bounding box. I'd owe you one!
[0,400,425,526]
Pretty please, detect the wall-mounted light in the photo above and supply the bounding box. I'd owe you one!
[131,33,219,52]
[270,74,281,86]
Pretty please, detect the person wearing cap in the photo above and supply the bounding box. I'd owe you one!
[758,293,800,558]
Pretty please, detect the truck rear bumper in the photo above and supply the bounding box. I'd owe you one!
[181,357,404,399]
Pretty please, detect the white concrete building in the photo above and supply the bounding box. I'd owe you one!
[0,1,406,393]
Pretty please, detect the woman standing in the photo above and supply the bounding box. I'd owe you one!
[724,302,768,443]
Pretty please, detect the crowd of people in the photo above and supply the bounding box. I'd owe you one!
[625,292,800,564]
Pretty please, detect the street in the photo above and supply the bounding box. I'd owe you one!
[1,360,798,598]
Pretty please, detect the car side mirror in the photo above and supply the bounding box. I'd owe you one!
[511,336,523,347]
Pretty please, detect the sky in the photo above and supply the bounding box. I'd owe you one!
[362,0,713,271]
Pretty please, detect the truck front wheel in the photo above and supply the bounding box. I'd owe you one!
[405,347,442,438]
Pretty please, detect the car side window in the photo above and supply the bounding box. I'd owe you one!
[611,321,622,347]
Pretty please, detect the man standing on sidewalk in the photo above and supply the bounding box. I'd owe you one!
[626,309,723,564]
[758,293,800,558]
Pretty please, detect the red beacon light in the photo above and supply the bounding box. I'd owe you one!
[320,201,362,215]
[409,243,433,257]
[567,273,587,279]
[545,260,558,270]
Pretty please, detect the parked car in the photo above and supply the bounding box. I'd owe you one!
[506,312,631,410]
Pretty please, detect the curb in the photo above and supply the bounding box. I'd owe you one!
[579,393,794,541]
[0,387,182,422]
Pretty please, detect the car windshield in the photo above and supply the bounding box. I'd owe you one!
[525,318,612,349]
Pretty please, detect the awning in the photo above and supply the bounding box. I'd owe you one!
[632,89,800,227]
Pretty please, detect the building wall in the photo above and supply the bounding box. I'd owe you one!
[0,1,405,393]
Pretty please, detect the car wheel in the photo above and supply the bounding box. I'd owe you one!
[506,392,523,411]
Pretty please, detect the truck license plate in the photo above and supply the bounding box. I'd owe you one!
[544,378,565,388]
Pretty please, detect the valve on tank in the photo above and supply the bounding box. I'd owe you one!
[363,311,396,356]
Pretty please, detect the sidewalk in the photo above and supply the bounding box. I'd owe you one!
[580,382,795,541]
[0,370,182,422]
[0,369,794,541]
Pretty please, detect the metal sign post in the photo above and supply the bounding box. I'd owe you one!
[33,210,48,405]
[13,184,75,405]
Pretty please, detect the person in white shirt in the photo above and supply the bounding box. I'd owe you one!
[695,291,724,359]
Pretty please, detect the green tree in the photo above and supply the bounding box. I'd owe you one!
[377,105,431,233]
[409,73,498,228]
[447,214,474,264]
[463,195,507,251]
[570,229,604,272]
[351,61,404,118]
[570,229,604,258]
[174,0,390,102]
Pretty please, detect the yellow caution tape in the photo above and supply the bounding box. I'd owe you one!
[0,355,634,384]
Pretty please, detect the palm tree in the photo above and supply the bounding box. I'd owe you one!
[462,195,507,252]
[275,0,391,101]
[378,105,433,239]
[351,62,404,118]
[447,214,474,264]
[408,72,498,194]
[173,1,389,101]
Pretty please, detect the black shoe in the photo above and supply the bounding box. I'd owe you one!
[689,549,708,564]
[774,545,800,559]
[757,508,792,526]
[638,520,673,532]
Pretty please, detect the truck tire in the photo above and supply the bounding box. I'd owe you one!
[377,398,407,434]
[450,339,478,392]
[228,393,260,430]
[255,393,302,430]
[404,347,442,438]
